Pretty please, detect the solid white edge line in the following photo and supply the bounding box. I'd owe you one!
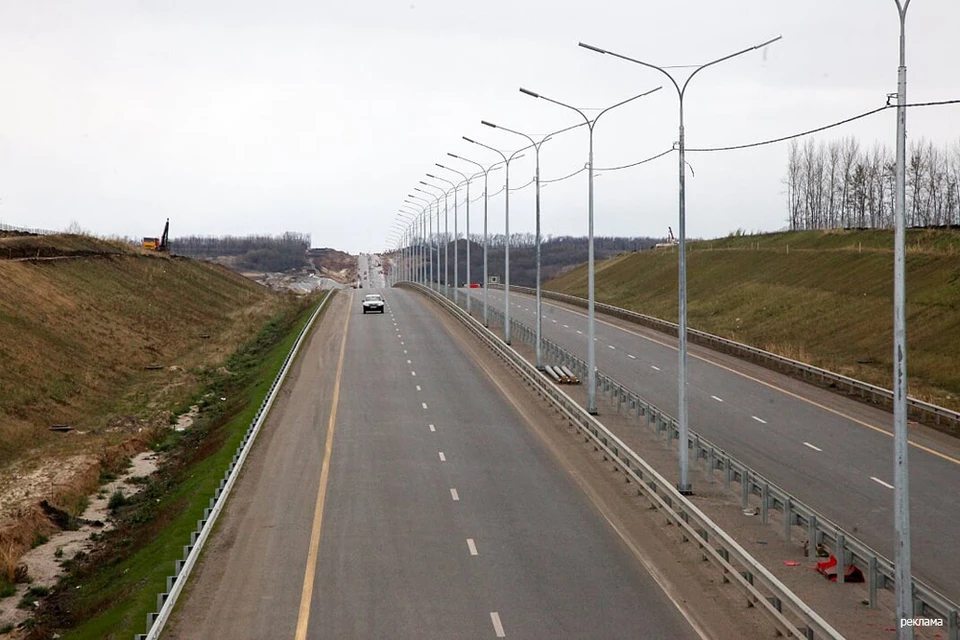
[752,416,767,424]
[871,476,894,489]
[490,612,505,637]
[467,538,478,555]
[450,488,459,501]
[803,442,822,452]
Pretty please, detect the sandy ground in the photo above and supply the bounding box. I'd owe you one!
[0,451,160,632]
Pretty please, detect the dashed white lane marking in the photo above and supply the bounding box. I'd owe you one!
[416,385,422,391]
[411,371,416,376]
[871,476,894,489]
[407,359,412,364]
[429,424,436,432]
[803,442,822,452]
[400,341,404,345]
[711,395,724,403]
[421,402,428,409]
[403,349,408,354]
[466,538,478,556]
[651,365,661,371]
[627,354,636,359]
[576,330,582,334]
[752,416,767,424]
[551,319,557,323]
[438,452,446,461]
[608,345,616,350]
[490,612,505,638]
[563,324,569,328]
[450,488,459,501]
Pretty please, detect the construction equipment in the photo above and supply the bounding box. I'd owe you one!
[654,226,679,249]
[142,219,170,252]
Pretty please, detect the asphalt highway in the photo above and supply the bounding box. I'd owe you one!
[464,287,960,600]
[166,289,700,639]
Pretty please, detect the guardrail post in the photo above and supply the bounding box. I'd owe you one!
[783,497,792,542]
[707,447,715,482]
[723,454,731,490]
[741,469,750,508]
[868,556,878,608]
[836,532,846,584]
[761,482,769,524]
[948,609,958,640]
[807,514,819,553]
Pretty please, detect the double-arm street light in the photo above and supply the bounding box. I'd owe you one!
[400,205,425,284]
[397,209,419,283]
[519,88,660,405]
[446,154,503,327]
[892,2,913,636]
[418,181,448,296]
[580,35,781,494]
[462,137,528,345]
[426,172,461,304]
[407,193,435,287]
[435,163,473,312]
[480,119,546,369]
[404,199,431,286]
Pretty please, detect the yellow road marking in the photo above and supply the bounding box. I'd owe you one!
[534,296,960,466]
[295,297,352,640]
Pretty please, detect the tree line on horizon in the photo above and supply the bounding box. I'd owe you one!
[172,232,310,272]
[784,136,960,230]
[405,235,659,288]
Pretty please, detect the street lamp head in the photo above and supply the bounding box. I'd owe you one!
[447,152,460,159]
[481,120,498,129]
[434,163,447,169]
[578,42,607,54]
[519,87,540,99]
[425,173,438,179]
[462,136,476,144]
[418,180,429,185]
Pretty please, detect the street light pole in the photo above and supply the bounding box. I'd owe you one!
[398,210,418,282]
[448,154,504,327]
[406,198,431,286]
[436,164,473,312]
[463,137,527,345]
[481,119,545,369]
[427,174,459,304]
[580,36,781,493]
[893,1,913,636]
[400,204,423,283]
[407,193,433,287]
[519,87,660,406]
[419,181,448,297]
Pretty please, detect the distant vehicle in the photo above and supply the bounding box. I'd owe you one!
[362,293,384,314]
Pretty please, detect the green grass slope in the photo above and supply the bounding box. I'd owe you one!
[547,229,960,411]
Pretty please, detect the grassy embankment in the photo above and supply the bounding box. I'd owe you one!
[31,293,326,640]
[0,234,292,626]
[547,228,960,412]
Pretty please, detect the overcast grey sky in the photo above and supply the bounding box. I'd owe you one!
[1,1,958,253]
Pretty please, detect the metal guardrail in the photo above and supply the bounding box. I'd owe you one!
[402,282,845,640]
[488,284,960,434]
[473,295,959,639]
[136,289,335,640]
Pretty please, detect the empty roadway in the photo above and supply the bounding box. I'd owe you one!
[165,288,699,639]
[464,286,960,599]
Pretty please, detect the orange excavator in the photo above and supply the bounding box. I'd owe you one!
[142,219,170,252]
